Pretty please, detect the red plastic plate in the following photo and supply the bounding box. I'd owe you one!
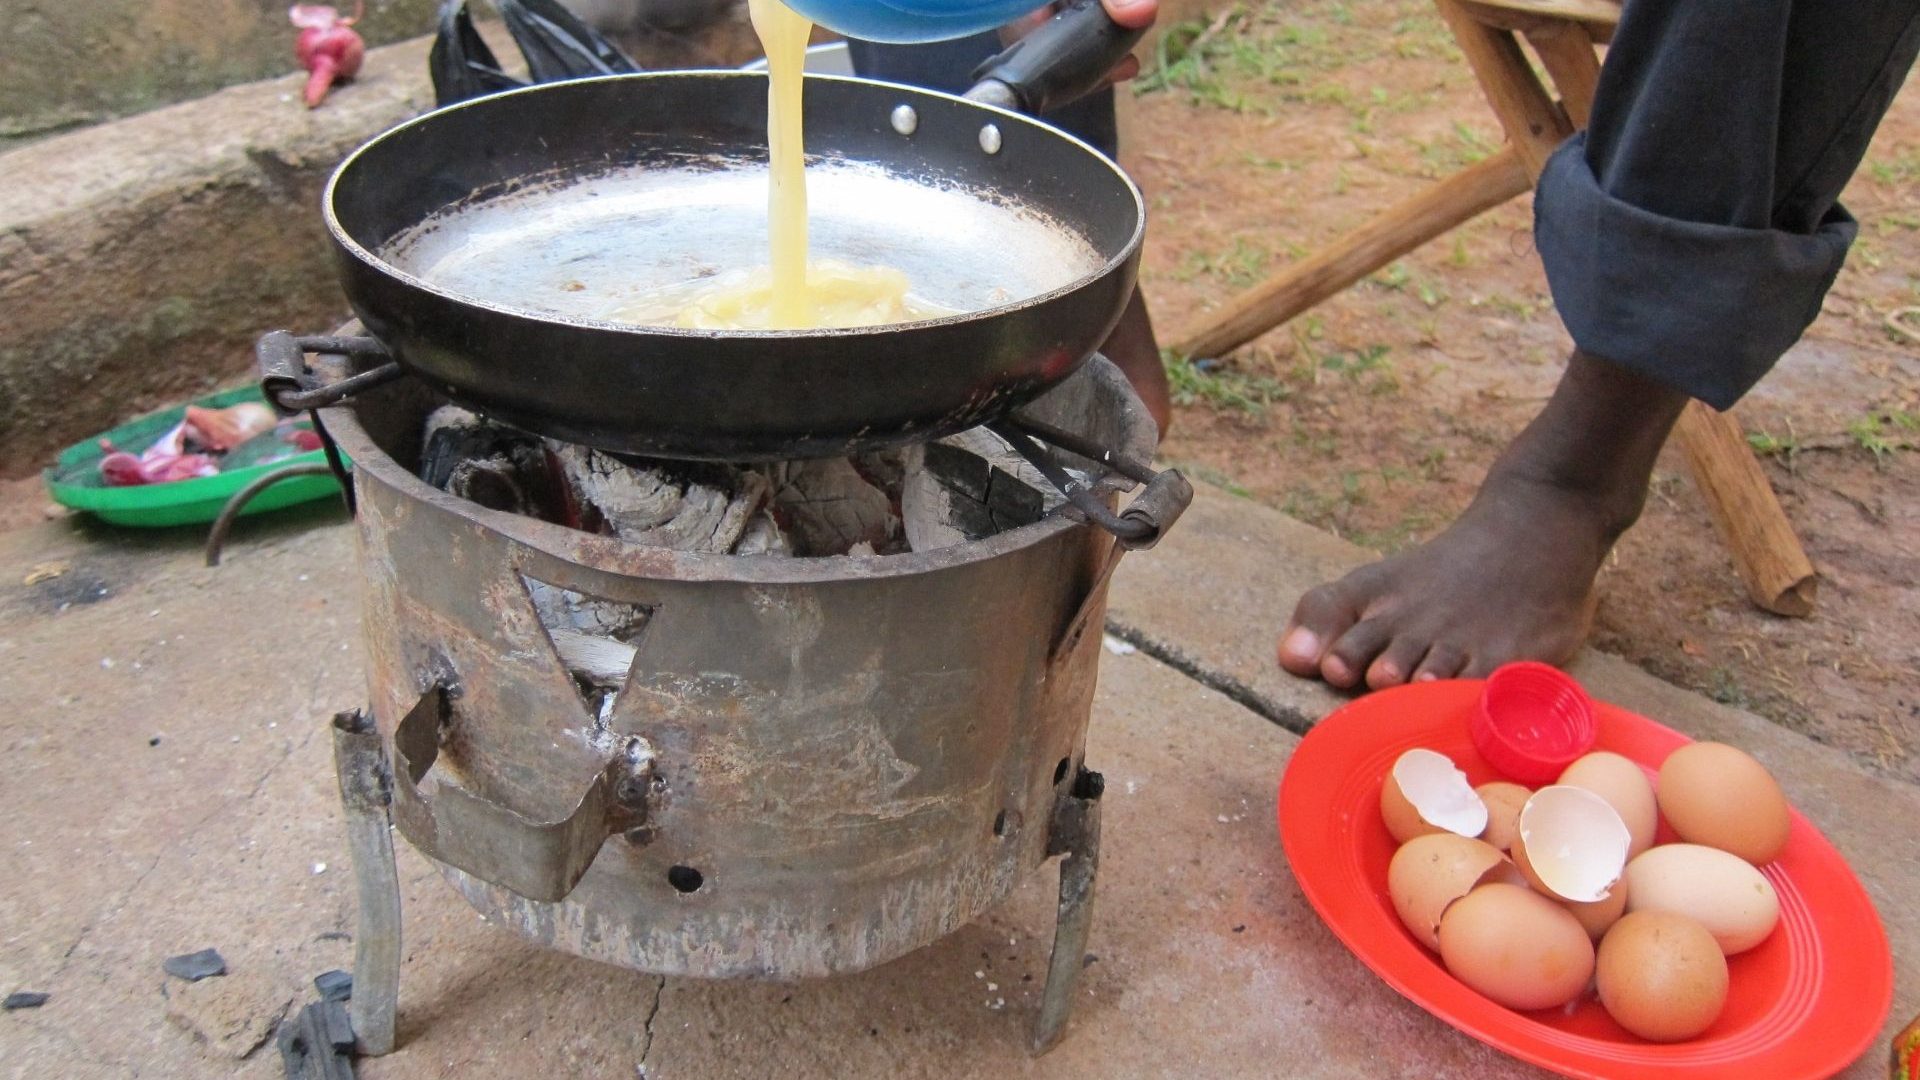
[1278,680,1892,1079]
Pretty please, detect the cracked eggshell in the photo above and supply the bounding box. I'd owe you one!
[1475,781,1531,853]
[1380,748,1489,845]
[1513,786,1631,904]
[1388,834,1511,951]
[1623,844,1780,955]
[1558,752,1658,859]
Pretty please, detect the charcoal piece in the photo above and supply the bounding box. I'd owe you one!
[313,970,352,1003]
[3,991,49,1010]
[902,431,1063,553]
[549,445,768,553]
[162,948,227,982]
[734,509,792,557]
[277,1000,356,1080]
[761,458,899,556]
[419,406,537,491]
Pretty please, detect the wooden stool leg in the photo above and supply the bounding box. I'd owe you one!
[1523,24,1601,126]
[1672,402,1819,616]
[1173,146,1530,359]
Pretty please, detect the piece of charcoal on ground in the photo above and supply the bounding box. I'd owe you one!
[760,455,906,555]
[4,991,49,1010]
[313,970,352,1003]
[162,948,227,982]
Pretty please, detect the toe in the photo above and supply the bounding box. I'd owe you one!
[1412,642,1469,682]
[1365,632,1432,690]
[1324,618,1394,689]
[1279,582,1364,678]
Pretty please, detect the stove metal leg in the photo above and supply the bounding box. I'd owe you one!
[1032,767,1105,1054]
[331,709,402,1056]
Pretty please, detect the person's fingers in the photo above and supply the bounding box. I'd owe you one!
[1101,0,1157,30]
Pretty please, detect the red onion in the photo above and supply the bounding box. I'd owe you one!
[291,3,367,109]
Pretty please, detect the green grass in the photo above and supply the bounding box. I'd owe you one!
[1163,350,1291,414]
[1746,430,1799,458]
[1848,411,1920,462]
[1173,237,1274,289]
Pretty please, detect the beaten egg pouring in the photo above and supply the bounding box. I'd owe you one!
[632,0,954,330]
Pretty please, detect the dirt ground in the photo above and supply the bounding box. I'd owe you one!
[1123,0,1920,783]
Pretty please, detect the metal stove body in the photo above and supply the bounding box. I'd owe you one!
[293,343,1187,1058]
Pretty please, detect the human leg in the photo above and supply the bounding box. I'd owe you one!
[1281,0,1920,689]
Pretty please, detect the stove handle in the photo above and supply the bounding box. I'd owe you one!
[384,685,655,903]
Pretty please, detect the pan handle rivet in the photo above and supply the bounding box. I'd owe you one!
[890,104,918,136]
[979,123,1003,155]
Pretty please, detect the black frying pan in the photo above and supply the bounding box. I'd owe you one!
[323,7,1146,461]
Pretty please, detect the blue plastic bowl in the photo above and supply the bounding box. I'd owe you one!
[779,0,1039,42]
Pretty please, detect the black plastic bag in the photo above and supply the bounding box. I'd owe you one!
[430,0,641,107]
[499,0,642,83]
[429,1,525,106]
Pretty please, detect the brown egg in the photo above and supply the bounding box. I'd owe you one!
[1476,782,1531,853]
[1623,844,1780,955]
[1559,752,1659,859]
[1388,834,1510,951]
[1596,911,1729,1042]
[1657,742,1792,865]
[1562,879,1629,940]
[1439,884,1596,1011]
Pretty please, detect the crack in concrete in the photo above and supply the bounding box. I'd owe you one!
[1104,617,1315,736]
[46,714,327,986]
[636,974,667,1074]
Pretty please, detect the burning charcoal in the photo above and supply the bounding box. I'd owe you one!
[902,431,1062,553]
[3,991,49,1010]
[420,405,540,490]
[734,509,793,556]
[760,457,900,556]
[445,456,533,514]
[547,444,772,553]
[162,948,227,982]
[312,970,352,1003]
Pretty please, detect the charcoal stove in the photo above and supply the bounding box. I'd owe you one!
[263,329,1191,1059]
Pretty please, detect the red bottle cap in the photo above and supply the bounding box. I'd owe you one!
[1470,662,1596,785]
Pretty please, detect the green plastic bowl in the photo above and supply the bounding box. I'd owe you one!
[43,386,347,528]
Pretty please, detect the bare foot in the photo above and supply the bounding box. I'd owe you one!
[1278,351,1689,690]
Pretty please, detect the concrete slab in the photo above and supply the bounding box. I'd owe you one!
[1108,481,1920,1067]
[0,485,1909,1078]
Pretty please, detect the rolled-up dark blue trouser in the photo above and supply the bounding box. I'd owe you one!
[844,33,1121,160]
[1535,0,1920,408]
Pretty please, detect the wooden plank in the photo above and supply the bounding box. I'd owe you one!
[1171,146,1531,359]
[1672,401,1820,617]
[1436,0,1573,180]
[1459,0,1619,42]
[1525,22,1602,127]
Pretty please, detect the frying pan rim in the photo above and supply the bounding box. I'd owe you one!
[322,69,1146,341]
